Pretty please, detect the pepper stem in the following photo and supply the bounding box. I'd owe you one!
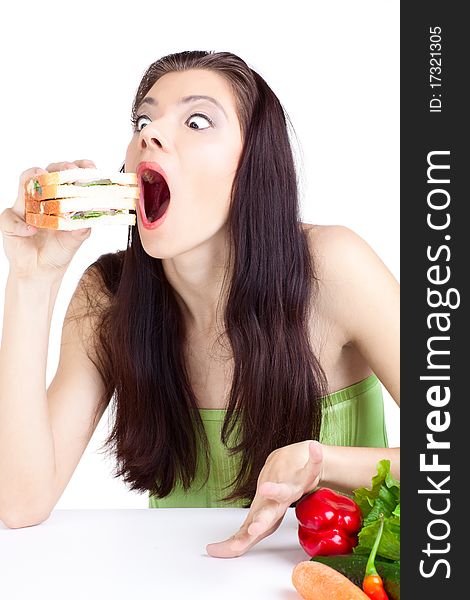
[365,513,384,577]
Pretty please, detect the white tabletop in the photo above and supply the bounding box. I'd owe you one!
[0,507,307,600]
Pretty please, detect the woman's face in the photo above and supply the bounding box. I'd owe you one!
[125,68,243,259]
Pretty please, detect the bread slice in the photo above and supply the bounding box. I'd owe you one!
[25,211,136,230]
[25,196,137,215]
[29,168,138,188]
[25,183,140,202]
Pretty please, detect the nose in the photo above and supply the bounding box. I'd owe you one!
[140,122,167,151]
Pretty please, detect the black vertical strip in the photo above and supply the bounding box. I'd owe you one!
[401,3,466,597]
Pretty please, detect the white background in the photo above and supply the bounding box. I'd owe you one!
[0,0,399,508]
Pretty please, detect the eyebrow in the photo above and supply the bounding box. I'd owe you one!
[138,95,228,119]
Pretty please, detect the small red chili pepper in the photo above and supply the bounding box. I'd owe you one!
[295,487,362,557]
[363,514,389,600]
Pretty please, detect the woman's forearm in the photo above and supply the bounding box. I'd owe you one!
[0,274,62,522]
[320,445,400,493]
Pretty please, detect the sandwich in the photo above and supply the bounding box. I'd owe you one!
[24,168,138,230]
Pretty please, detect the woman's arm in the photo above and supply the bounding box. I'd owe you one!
[311,224,400,407]
[321,445,400,491]
[310,225,400,487]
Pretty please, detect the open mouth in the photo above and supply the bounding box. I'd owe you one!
[139,169,171,223]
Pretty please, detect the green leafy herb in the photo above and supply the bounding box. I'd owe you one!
[352,460,400,561]
[70,210,126,220]
[73,180,113,186]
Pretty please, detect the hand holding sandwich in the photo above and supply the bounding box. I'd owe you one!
[0,160,94,281]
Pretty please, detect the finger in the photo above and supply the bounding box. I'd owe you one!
[258,481,298,504]
[206,513,257,558]
[0,208,37,236]
[45,161,80,172]
[299,441,323,491]
[206,501,282,558]
[73,159,97,169]
[13,167,48,216]
[305,441,323,473]
[70,227,92,239]
[206,528,261,558]
[247,503,280,536]
[206,532,251,558]
[206,514,283,558]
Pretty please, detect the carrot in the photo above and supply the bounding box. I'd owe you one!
[292,560,370,600]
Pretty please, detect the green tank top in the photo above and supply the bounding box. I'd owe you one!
[148,373,388,508]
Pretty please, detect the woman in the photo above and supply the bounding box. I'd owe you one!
[0,51,399,558]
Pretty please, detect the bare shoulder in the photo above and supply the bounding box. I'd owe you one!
[300,221,399,331]
[301,223,400,403]
[302,223,377,278]
[301,223,397,289]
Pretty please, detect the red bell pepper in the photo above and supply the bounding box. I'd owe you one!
[295,487,362,557]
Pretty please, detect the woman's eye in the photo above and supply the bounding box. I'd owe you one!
[132,115,151,132]
[132,112,213,133]
[185,113,213,130]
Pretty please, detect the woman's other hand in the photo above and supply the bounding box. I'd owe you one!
[206,440,323,558]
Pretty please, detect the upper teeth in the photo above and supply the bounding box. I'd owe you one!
[142,170,158,183]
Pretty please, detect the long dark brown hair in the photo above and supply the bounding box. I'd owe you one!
[77,51,329,507]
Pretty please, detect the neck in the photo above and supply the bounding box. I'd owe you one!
[162,225,232,333]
